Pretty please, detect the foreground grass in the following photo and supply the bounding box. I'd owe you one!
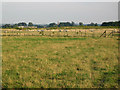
[2,36,118,88]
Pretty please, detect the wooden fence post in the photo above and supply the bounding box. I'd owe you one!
[105,30,106,37]
[108,30,114,37]
[111,30,113,37]
[100,30,106,37]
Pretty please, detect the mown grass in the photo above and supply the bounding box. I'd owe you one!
[2,36,118,88]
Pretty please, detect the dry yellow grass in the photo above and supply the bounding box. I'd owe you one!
[2,35,118,88]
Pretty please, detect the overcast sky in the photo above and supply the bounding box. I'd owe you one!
[2,2,118,24]
[1,0,120,2]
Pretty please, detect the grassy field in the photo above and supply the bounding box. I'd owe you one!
[2,35,118,88]
[1,28,118,38]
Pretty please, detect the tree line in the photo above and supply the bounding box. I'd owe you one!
[101,21,120,26]
[2,22,44,29]
[2,21,120,29]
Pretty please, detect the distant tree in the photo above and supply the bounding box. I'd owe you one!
[79,22,83,26]
[101,22,108,26]
[101,21,119,26]
[90,22,95,26]
[58,22,72,27]
[87,22,97,26]
[28,22,33,26]
[12,24,18,28]
[94,23,98,26]
[18,22,27,26]
[36,25,44,28]
[2,24,11,28]
[71,21,75,26]
[49,23,57,27]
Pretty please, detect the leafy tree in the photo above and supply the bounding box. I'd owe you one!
[12,24,18,28]
[90,22,94,26]
[87,22,97,26]
[28,22,33,26]
[58,22,72,27]
[2,24,11,28]
[101,21,120,26]
[18,22,27,26]
[49,23,57,27]
[94,23,98,26]
[79,22,83,26]
[71,21,75,26]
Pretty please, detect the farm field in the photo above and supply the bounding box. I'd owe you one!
[2,33,118,88]
[1,28,118,37]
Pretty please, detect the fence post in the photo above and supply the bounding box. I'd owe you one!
[105,30,106,37]
[108,30,114,37]
[100,30,106,37]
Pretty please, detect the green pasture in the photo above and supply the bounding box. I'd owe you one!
[2,36,118,88]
